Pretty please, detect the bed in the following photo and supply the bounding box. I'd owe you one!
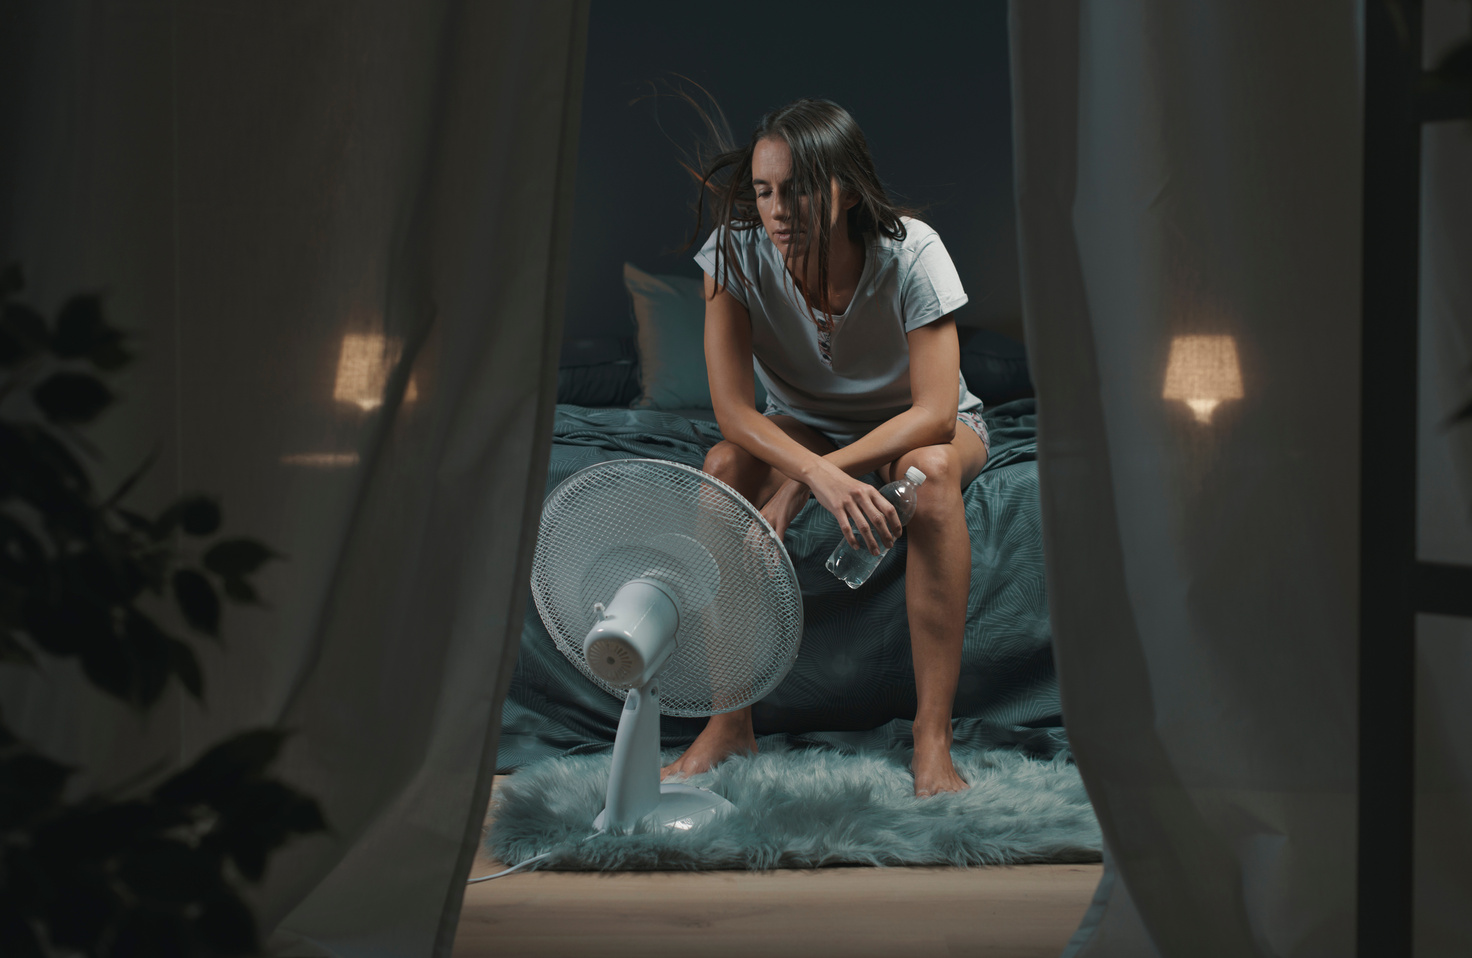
[496,266,1060,771]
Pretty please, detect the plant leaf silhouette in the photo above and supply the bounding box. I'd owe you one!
[204,539,279,578]
[32,372,113,424]
[173,569,221,637]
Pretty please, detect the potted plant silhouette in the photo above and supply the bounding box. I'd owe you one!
[0,265,326,957]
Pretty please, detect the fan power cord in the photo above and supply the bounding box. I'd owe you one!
[466,831,600,883]
[466,852,554,883]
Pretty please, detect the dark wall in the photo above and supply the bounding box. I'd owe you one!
[563,1,1020,342]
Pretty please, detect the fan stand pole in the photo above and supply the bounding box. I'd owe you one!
[598,679,662,830]
[594,678,738,834]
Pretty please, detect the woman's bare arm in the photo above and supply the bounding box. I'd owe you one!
[703,273,826,477]
[703,272,903,552]
[756,317,963,549]
[818,317,962,476]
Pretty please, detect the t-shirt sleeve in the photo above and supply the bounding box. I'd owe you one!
[694,227,750,308]
[898,231,968,332]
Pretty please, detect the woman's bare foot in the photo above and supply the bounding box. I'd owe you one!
[661,708,757,780]
[911,722,969,797]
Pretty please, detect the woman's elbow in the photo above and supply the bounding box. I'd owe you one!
[713,398,759,440]
[925,410,956,446]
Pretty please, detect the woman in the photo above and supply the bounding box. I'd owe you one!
[662,98,989,797]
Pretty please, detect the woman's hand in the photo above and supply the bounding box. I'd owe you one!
[801,458,901,556]
[759,478,812,542]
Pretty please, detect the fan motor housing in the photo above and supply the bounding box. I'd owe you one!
[531,457,803,717]
[582,577,681,688]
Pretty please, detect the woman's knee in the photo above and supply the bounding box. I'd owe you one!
[703,440,758,481]
[896,445,960,490]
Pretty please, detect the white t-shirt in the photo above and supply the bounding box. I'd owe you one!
[695,216,982,442]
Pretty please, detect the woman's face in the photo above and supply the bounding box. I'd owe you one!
[751,136,853,253]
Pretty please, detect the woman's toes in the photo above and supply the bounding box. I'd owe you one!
[910,732,968,797]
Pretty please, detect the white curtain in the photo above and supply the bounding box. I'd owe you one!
[1415,2,1472,954]
[0,2,588,956]
[1010,1,1472,956]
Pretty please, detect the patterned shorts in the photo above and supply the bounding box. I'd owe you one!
[956,408,991,452]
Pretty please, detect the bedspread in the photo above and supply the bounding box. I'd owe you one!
[496,398,1065,770]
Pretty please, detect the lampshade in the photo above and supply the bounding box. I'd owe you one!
[1163,334,1243,423]
[333,333,419,410]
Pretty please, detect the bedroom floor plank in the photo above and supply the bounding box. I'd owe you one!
[454,777,1100,958]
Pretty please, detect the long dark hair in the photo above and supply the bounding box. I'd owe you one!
[680,95,914,313]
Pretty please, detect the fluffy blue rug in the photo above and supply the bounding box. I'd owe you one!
[486,744,1102,871]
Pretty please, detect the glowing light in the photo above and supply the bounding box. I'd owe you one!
[1163,335,1243,423]
[1184,399,1220,421]
[333,333,419,410]
[280,452,360,467]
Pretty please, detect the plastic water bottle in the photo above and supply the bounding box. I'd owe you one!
[825,467,927,589]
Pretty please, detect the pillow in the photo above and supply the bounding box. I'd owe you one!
[623,262,766,411]
[556,336,640,407]
[959,328,1035,407]
[556,363,640,407]
[559,335,636,368]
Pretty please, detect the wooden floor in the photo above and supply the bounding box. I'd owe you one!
[454,777,1101,958]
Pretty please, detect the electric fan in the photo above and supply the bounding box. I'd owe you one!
[530,458,804,833]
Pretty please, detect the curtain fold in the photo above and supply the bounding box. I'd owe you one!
[1009,1,1470,954]
[1,2,588,956]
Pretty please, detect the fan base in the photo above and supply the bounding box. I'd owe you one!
[593,782,734,833]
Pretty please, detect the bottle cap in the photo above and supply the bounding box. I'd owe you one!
[905,466,926,485]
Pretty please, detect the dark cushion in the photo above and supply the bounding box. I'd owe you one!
[557,336,640,407]
[559,335,636,367]
[960,329,1034,407]
[557,363,640,407]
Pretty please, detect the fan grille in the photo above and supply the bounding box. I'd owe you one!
[531,459,803,717]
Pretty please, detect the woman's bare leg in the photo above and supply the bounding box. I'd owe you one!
[887,424,988,796]
[660,417,837,780]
